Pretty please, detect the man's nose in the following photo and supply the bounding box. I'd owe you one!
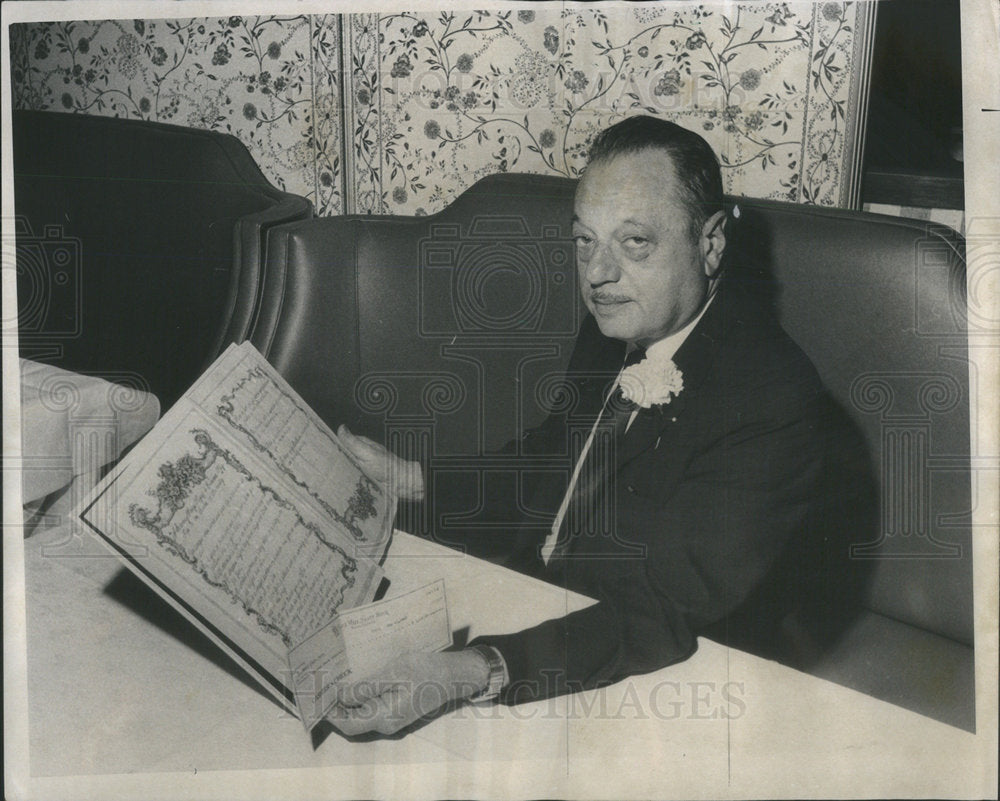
[584,243,621,285]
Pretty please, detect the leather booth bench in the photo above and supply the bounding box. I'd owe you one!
[12,110,312,409]
[12,114,974,732]
[244,173,974,732]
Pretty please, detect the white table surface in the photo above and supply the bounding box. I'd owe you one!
[10,522,994,799]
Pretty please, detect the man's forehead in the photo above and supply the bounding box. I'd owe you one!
[574,150,686,220]
[572,212,649,228]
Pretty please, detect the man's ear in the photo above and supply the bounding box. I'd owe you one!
[700,210,727,278]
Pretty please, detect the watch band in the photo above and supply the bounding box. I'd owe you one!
[468,644,506,702]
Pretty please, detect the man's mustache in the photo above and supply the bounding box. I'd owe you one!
[589,292,631,304]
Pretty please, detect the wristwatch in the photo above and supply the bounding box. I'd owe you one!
[468,644,507,702]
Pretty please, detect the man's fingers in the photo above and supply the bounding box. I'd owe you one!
[337,661,413,706]
[336,677,384,708]
[327,693,410,737]
[324,654,471,737]
[337,426,381,461]
[326,700,379,737]
[337,425,425,501]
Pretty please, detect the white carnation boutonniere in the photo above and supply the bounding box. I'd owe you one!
[619,356,684,409]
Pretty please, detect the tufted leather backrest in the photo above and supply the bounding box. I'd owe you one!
[250,172,971,646]
[12,110,312,409]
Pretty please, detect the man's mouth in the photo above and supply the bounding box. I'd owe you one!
[590,294,631,309]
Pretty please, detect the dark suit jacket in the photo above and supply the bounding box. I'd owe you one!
[412,279,848,704]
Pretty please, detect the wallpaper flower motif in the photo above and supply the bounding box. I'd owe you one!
[347,4,871,213]
[11,15,345,215]
[11,4,873,217]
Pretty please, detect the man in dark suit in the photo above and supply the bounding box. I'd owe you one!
[328,116,838,734]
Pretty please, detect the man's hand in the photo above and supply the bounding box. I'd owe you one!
[326,649,490,736]
[337,425,425,501]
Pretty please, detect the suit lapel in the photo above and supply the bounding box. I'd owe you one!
[616,406,664,467]
[616,282,740,469]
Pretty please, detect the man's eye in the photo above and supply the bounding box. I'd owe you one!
[574,235,594,247]
[624,236,648,247]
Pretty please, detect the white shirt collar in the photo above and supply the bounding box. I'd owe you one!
[638,289,717,365]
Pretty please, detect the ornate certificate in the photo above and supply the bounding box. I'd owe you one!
[80,342,398,714]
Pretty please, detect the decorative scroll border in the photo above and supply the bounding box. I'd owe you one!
[128,428,358,647]
[216,365,381,542]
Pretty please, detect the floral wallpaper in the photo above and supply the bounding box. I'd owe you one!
[11,15,346,215]
[10,3,875,216]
